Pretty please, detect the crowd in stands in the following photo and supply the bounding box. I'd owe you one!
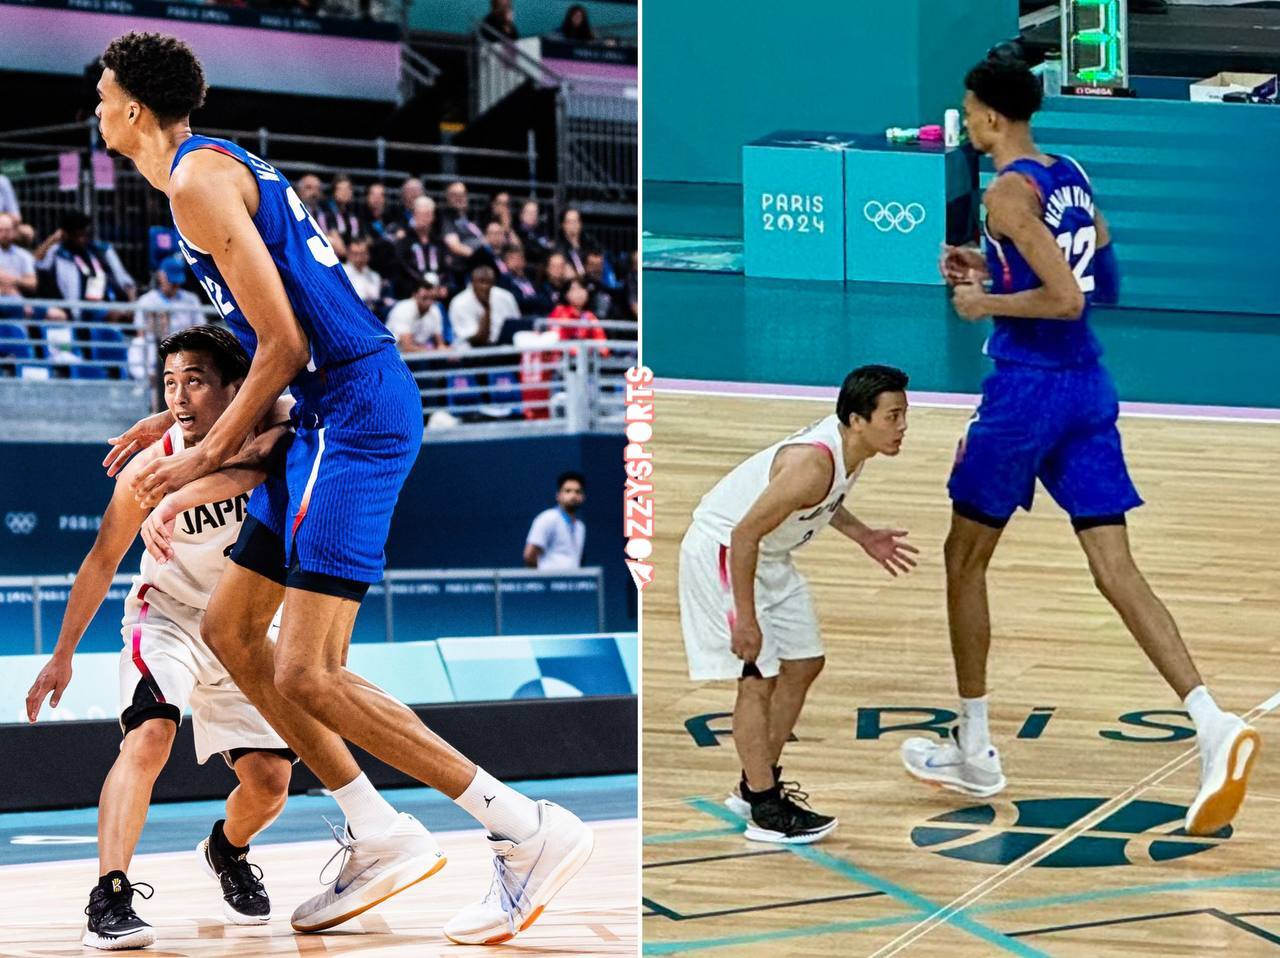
[0,170,637,390]
[482,1,605,42]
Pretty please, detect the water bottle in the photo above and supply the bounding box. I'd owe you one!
[1042,49,1063,95]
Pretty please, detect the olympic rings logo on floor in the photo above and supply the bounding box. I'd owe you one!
[863,200,926,233]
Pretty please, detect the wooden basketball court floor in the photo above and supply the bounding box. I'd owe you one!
[2,804,636,956]
[643,389,1280,957]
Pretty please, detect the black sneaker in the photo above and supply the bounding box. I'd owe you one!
[742,786,838,845]
[82,872,155,950]
[198,820,271,924]
[727,763,783,814]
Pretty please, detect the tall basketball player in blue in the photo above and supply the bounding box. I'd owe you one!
[96,32,591,943]
[902,48,1260,836]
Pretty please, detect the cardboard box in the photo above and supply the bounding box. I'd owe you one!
[1190,72,1278,103]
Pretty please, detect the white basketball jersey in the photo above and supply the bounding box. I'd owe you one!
[692,415,862,560]
[132,424,248,611]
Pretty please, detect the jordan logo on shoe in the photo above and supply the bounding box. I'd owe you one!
[484,795,495,807]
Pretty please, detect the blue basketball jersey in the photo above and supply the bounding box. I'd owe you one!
[982,154,1104,368]
[169,136,393,373]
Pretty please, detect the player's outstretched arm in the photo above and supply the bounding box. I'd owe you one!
[952,174,1084,322]
[831,507,918,577]
[727,446,833,663]
[25,451,153,721]
[167,152,311,476]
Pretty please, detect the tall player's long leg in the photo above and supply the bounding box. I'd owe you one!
[273,587,477,798]
[943,512,1005,698]
[201,564,363,790]
[1076,524,1202,697]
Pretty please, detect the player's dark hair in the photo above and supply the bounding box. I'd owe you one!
[101,32,206,124]
[558,471,586,491]
[836,365,909,425]
[159,324,250,386]
[965,48,1042,122]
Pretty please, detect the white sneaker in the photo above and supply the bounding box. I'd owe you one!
[444,800,594,945]
[1185,714,1261,836]
[724,783,750,818]
[290,813,446,933]
[902,726,1006,797]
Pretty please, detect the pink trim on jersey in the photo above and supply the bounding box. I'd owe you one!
[130,583,165,703]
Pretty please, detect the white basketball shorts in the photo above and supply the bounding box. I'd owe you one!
[118,583,287,765]
[678,523,823,681]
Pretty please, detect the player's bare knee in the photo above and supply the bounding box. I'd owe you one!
[735,675,775,703]
[1088,553,1141,603]
[123,718,176,767]
[944,529,991,577]
[780,656,824,685]
[274,663,331,709]
[235,752,292,802]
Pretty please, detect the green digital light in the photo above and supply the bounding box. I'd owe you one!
[1061,0,1128,92]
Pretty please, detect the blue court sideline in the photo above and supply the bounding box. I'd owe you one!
[0,773,636,866]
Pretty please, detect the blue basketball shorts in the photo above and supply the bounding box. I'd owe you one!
[947,361,1143,526]
[283,345,422,590]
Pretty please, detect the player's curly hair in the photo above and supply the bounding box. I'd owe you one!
[965,50,1042,122]
[159,325,250,386]
[101,32,206,123]
[837,365,909,425]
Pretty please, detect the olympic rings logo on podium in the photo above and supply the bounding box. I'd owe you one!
[863,201,926,234]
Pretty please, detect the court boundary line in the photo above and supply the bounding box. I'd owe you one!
[867,690,1280,956]
[682,798,1051,958]
[655,377,1280,425]
[0,817,639,873]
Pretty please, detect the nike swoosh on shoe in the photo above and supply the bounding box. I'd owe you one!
[334,859,379,895]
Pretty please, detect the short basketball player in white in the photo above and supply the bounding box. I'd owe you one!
[679,365,917,843]
[26,326,295,951]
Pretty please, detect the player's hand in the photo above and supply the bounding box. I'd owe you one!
[730,617,764,663]
[132,446,213,506]
[140,496,181,563]
[859,528,919,576]
[952,281,990,321]
[26,654,72,722]
[939,244,988,286]
[105,410,175,477]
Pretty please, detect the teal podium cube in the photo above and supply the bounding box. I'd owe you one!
[742,131,851,281]
[843,137,977,286]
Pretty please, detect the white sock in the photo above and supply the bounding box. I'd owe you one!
[959,695,991,754]
[455,767,540,843]
[330,773,399,840]
[1184,685,1224,732]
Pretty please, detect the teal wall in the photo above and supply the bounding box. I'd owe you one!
[643,0,1016,185]
[1000,94,1280,315]
[411,0,635,37]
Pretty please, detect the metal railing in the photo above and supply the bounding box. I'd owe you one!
[0,310,636,438]
[473,24,636,218]
[0,566,605,654]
